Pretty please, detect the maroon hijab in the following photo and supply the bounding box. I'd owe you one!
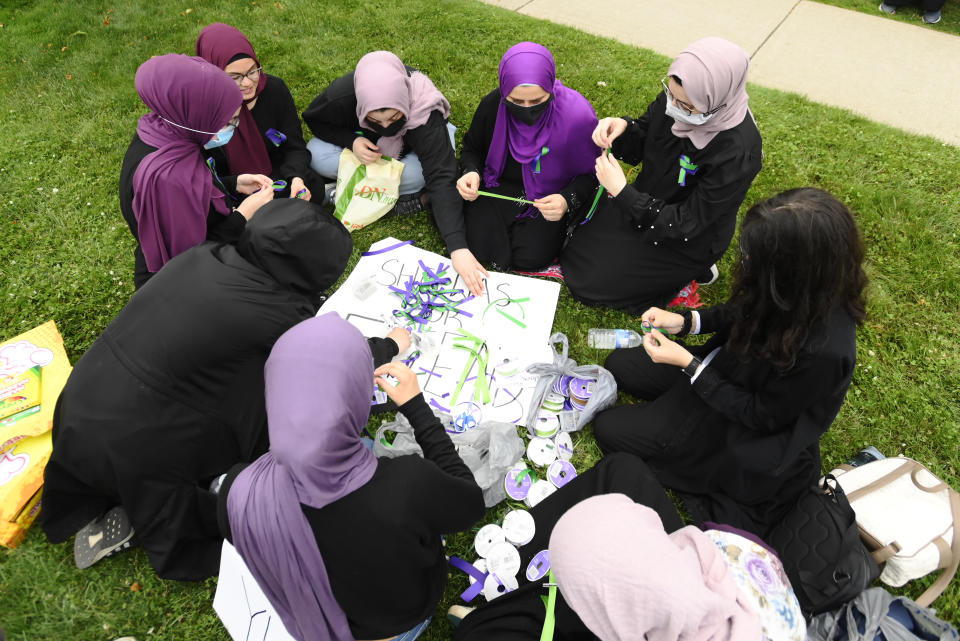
[132,54,242,272]
[196,23,273,176]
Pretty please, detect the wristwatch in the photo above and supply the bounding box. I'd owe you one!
[682,356,702,378]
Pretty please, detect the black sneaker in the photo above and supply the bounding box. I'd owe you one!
[74,506,135,569]
[389,191,429,218]
[696,264,719,285]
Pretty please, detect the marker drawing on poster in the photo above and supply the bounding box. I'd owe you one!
[319,237,561,424]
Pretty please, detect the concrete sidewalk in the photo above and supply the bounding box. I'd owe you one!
[480,0,960,146]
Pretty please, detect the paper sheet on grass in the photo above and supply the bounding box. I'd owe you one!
[318,237,560,424]
[214,541,296,641]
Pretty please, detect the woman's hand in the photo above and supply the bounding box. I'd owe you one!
[595,152,627,197]
[451,248,488,297]
[289,176,311,201]
[592,117,628,148]
[235,187,274,220]
[641,307,685,335]
[352,137,382,164]
[374,361,421,406]
[236,174,274,195]
[642,326,694,368]
[386,327,412,354]
[456,171,480,201]
[533,194,568,221]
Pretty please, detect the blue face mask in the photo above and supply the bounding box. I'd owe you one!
[203,125,235,149]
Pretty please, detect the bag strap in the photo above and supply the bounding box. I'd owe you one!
[548,332,569,362]
[333,160,368,221]
[910,466,949,493]
[846,459,918,502]
[539,570,557,641]
[871,542,900,565]
[914,489,960,608]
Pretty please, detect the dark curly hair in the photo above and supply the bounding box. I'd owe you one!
[725,188,868,371]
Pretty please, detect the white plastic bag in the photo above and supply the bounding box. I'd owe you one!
[333,148,404,230]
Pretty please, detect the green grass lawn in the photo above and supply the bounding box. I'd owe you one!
[1,0,959,638]
[813,0,960,34]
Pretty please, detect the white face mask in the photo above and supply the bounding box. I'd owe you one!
[665,99,716,126]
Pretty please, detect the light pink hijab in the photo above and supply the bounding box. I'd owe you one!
[667,37,753,150]
[549,494,763,641]
[353,51,450,158]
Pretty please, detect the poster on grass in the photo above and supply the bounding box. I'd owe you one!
[318,237,561,426]
[214,541,295,641]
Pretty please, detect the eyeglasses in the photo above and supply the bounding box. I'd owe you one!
[660,77,726,116]
[227,66,262,85]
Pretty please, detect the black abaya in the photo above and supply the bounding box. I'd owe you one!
[561,93,762,314]
[41,200,354,580]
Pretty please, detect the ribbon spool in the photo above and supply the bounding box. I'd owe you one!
[505,464,534,501]
[555,432,574,461]
[568,377,595,411]
[482,572,519,601]
[552,375,572,397]
[547,459,577,489]
[534,414,560,439]
[468,558,488,585]
[501,509,536,547]
[474,524,506,558]
[540,392,566,414]
[527,437,558,467]
[526,550,551,582]
[524,479,557,508]
[485,541,522,579]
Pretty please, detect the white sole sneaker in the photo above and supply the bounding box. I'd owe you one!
[698,264,719,286]
[74,506,135,569]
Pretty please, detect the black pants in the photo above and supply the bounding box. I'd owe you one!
[593,343,721,461]
[464,180,565,271]
[452,453,682,641]
[885,0,945,9]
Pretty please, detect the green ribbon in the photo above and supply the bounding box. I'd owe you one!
[533,146,549,173]
[539,570,557,641]
[333,163,368,221]
[678,154,699,186]
[450,330,491,406]
[477,190,535,205]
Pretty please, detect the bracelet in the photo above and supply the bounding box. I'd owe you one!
[677,311,693,337]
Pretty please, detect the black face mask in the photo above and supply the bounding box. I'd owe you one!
[366,116,407,137]
[504,95,553,125]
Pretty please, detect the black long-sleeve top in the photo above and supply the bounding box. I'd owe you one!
[610,93,763,261]
[118,133,246,288]
[302,70,466,251]
[659,303,857,532]
[208,74,312,191]
[219,392,484,640]
[459,89,598,215]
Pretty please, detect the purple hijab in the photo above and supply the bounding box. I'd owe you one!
[132,54,242,272]
[195,23,273,176]
[483,42,599,208]
[226,313,377,641]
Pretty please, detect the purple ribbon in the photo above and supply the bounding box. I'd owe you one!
[361,239,414,256]
[448,556,488,602]
[265,128,287,146]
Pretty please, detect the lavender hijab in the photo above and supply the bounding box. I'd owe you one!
[132,54,242,272]
[549,494,763,641]
[226,314,378,641]
[195,23,273,176]
[354,51,450,158]
[483,42,599,206]
[667,37,753,150]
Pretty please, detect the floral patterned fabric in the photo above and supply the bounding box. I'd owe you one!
[705,529,806,641]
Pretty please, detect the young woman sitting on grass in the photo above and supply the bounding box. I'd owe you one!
[219,314,485,641]
[456,41,599,272]
[303,51,488,296]
[592,187,868,537]
[561,37,763,314]
[119,53,275,289]
[42,199,409,581]
[195,22,321,202]
[451,455,805,641]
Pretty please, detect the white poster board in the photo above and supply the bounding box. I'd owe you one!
[319,238,560,425]
[213,541,295,641]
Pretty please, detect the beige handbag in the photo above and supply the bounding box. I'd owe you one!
[830,457,960,607]
[333,149,405,231]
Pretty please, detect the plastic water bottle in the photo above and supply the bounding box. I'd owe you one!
[587,328,642,349]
